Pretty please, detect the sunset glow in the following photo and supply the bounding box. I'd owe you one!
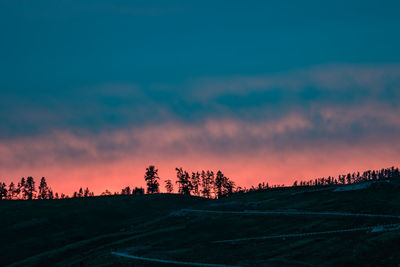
[1,2,400,196]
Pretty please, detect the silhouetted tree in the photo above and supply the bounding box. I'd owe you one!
[78,188,84,198]
[7,182,17,200]
[3,164,399,200]
[176,168,192,195]
[224,178,235,197]
[38,177,50,200]
[191,172,201,196]
[25,177,36,200]
[0,182,7,200]
[164,179,174,193]
[338,175,345,185]
[201,170,214,198]
[346,173,352,184]
[289,166,400,192]
[84,187,91,197]
[236,186,244,193]
[48,189,54,199]
[215,171,225,199]
[132,187,144,195]
[18,178,26,199]
[214,171,235,198]
[101,189,112,196]
[144,165,160,194]
[121,186,131,195]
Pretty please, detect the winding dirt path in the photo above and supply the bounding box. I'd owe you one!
[215,224,400,243]
[9,226,184,267]
[181,209,400,219]
[181,208,400,244]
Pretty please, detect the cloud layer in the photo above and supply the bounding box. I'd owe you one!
[1,64,400,194]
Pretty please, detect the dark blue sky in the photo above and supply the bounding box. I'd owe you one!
[1,1,400,192]
[2,1,400,89]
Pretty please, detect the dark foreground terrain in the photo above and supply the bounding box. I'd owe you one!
[2,180,400,266]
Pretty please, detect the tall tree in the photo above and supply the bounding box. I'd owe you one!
[215,171,225,199]
[38,177,49,199]
[224,177,235,197]
[191,172,201,196]
[164,179,174,193]
[25,177,36,200]
[145,165,160,194]
[176,168,192,195]
[201,170,213,198]
[214,171,235,198]
[18,178,26,199]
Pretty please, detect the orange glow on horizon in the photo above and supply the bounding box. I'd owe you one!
[2,145,399,196]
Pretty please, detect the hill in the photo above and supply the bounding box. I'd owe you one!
[2,179,400,266]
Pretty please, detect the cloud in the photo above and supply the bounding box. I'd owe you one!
[1,100,399,169]
[2,64,400,138]
[0,113,311,168]
[190,64,400,98]
[1,64,400,193]
[1,101,400,195]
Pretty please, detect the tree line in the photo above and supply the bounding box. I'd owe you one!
[144,166,235,198]
[1,165,399,200]
[0,177,52,200]
[0,176,96,200]
[291,166,400,188]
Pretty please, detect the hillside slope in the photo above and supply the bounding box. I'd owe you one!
[2,179,400,266]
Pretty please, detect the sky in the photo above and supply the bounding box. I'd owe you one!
[1,0,400,195]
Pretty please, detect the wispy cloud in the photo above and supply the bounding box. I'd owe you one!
[189,64,400,99]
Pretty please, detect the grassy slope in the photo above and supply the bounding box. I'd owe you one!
[1,179,400,266]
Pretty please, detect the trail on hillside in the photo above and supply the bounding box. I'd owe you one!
[111,252,239,267]
[215,224,400,243]
[180,209,400,219]
[8,225,185,267]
